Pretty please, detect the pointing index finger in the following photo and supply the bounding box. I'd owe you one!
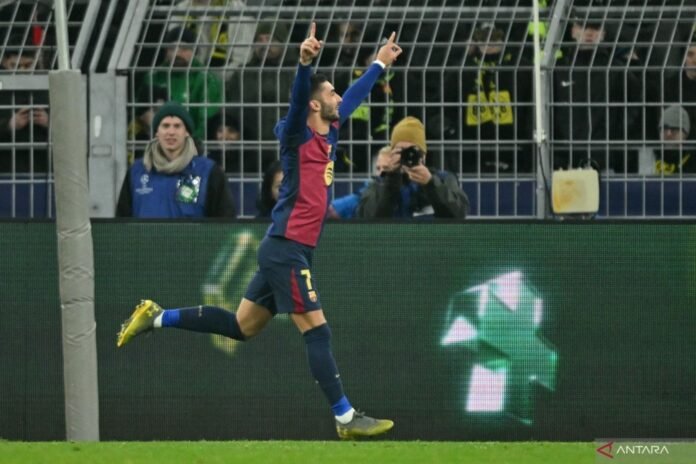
[309,22,316,39]
[388,31,396,43]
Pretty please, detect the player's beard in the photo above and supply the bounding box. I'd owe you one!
[319,100,339,123]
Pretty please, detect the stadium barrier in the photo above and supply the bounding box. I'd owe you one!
[6,176,696,218]
[1,222,694,440]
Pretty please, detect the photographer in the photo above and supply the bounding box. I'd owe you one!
[356,116,468,219]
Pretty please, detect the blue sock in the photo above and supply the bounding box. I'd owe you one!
[161,306,246,341]
[302,323,352,416]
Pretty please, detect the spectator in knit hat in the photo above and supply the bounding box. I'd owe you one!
[664,31,696,143]
[638,105,696,175]
[116,101,236,217]
[356,116,468,218]
[127,85,169,164]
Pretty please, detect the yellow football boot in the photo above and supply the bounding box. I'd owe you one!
[335,411,394,440]
[116,300,163,348]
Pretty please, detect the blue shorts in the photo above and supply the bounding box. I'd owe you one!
[244,235,322,315]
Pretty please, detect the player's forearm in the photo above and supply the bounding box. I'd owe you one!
[338,62,385,125]
[285,63,313,135]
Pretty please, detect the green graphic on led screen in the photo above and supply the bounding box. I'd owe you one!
[441,272,558,424]
[3,223,695,441]
[201,230,262,356]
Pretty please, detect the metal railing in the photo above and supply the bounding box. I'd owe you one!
[4,1,696,218]
[0,0,107,218]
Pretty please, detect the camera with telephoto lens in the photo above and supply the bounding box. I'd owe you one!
[399,146,423,168]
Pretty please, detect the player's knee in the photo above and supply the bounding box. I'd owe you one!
[237,313,271,340]
[236,299,273,338]
[302,323,331,344]
[239,321,266,339]
[235,316,258,339]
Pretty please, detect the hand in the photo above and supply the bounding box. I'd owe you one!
[375,32,402,67]
[33,108,49,128]
[327,204,340,219]
[380,148,402,174]
[403,163,432,186]
[8,108,30,131]
[300,22,323,65]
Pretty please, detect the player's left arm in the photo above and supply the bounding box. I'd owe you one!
[339,32,402,126]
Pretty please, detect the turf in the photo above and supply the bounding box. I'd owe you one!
[0,441,594,464]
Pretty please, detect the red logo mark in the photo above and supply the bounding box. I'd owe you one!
[597,441,614,459]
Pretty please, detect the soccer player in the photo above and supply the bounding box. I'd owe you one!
[117,22,402,439]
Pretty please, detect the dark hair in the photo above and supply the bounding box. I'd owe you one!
[570,8,604,30]
[207,111,241,140]
[473,23,504,42]
[255,22,289,43]
[256,160,283,218]
[4,32,27,55]
[135,85,169,116]
[208,111,240,131]
[164,27,197,45]
[2,32,41,67]
[136,84,168,102]
[310,73,329,96]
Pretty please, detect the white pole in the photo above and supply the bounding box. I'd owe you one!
[532,0,551,218]
[51,0,100,441]
[532,0,545,145]
[54,0,71,70]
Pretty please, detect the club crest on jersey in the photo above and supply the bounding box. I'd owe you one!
[308,290,318,303]
[324,161,334,186]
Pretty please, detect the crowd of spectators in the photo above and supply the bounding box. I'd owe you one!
[3,1,696,218]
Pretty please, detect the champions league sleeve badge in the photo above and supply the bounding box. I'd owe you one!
[176,174,201,203]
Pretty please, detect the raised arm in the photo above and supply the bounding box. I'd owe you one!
[339,31,402,125]
[282,23,323,142]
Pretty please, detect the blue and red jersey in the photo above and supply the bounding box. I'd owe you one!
[267,62,384,247]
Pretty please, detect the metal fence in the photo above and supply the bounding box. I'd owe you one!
[0,0,100,217]
[3,1,696,218]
